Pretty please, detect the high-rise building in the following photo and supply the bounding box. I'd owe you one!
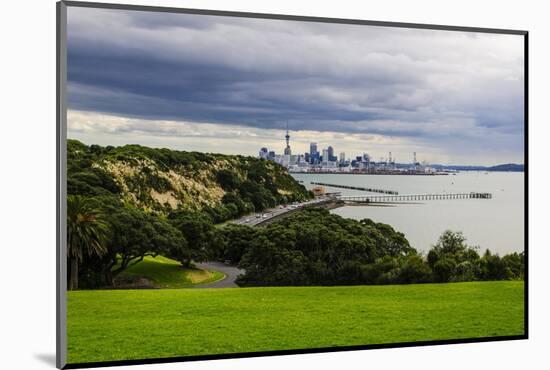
[322,149,329,164]
[339,152,346,163]
[310,142,318,155]
[284,123,292,155]
[309,142,318,164]
[327,146,335,161]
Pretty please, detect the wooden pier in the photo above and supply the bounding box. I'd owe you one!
[340,192,492,203]
[310,182,398,195]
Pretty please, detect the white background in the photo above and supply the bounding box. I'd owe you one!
[0,0,547,369]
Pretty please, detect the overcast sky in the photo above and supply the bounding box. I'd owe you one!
[66,7,525,165]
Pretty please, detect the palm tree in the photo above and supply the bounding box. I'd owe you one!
[67,195,109,290]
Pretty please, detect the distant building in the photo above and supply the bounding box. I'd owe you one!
[322,149,329,164]
[363,153,371,169]
[282,154,291,167]
[339,152,346,163]
[310,142,318,155]
[327,146,336,162]
[284,124,292,155]
[312,186,326,196]
[268,151,275,160]
[309,142,318,164]
[259,147,268,159]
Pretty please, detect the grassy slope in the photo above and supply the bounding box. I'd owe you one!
[119,256,225,288]
[67,281,524,364]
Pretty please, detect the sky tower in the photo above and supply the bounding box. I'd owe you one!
[284,121,292,155]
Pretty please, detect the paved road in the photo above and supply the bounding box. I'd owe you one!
[193,261,244,288]
[193,197,336,288]
[232,196,335,227]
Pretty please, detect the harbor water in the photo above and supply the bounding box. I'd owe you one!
[291,172,524,255]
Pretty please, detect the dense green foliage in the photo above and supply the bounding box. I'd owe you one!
[67,139,312,216]
[67,281,524,363]
[66,195,109,290]
[427,231,525,282]
[213,208,524,286]
[76,196,182,288]
[67,139,312,287]
[231,208,415,286]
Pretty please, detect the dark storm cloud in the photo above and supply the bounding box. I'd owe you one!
[66,6,524,160]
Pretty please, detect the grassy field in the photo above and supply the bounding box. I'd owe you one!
[67,281,524,364]
[118,255,225,288]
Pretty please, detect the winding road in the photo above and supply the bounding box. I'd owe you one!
[193,261,244,288]
[193,196,335,288]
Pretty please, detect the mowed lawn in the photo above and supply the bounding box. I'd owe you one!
[67,281,524,364]
[118,255,225,288]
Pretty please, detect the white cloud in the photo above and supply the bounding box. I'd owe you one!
[68,110,521,165]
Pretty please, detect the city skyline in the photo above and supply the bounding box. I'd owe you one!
[67,7,524,166]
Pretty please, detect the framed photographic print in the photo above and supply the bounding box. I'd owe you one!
[56,1,528,368]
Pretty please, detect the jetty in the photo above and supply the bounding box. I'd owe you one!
[340,192,492,203]
[310,182,398,195]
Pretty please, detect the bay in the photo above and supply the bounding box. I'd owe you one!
[291,172,524,255]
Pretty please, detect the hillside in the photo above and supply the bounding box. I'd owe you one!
[67,139,312,216]
[487,163,524,172]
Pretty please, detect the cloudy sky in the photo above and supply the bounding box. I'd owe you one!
[67,7,525,165]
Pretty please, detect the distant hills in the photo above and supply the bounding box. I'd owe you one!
[429,163,524,172]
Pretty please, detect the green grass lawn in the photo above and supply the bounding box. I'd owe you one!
[118,255,225,288]
[67,281,524,364]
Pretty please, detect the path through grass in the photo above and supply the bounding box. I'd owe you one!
[119,255,225,288]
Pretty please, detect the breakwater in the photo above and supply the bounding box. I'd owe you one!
[310,181,399,195]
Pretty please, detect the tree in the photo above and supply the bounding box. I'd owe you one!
[67,195,109,290]
[102,206,182,284]
[360,219,415,258]
[216,169,241,190]
[433,230,468,255]
[219,224,258,264]
[75,198,186,288]
[427,230,481,282]
[480,250,511,280]
[169,212,221,267]
[398,254,433,283]
[433,257,456,282]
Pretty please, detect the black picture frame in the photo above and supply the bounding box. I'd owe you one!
[56,1,529,368]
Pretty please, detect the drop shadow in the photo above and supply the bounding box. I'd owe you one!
[34,353,56,367]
